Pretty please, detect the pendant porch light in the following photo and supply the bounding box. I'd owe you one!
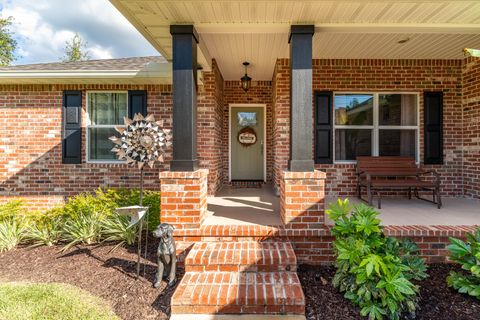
[240,61,251,92]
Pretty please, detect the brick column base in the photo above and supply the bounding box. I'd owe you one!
[159,169,209,229]
[280,170,326,229]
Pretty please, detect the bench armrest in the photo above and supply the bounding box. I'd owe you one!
[418,169,441,184]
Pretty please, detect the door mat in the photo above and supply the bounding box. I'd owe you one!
[230,180,264,188]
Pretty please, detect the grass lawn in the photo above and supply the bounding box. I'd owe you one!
[0,282,120,320]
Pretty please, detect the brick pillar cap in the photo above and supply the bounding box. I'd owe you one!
[281,169,326,180]
[159,168,209,179]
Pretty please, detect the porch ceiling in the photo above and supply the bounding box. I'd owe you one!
[110,0,480,80]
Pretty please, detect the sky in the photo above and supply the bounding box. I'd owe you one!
[0,0,158,65]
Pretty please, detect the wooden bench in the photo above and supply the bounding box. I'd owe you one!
[356,156,442,209]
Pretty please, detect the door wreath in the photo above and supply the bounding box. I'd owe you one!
[237,127,257,147]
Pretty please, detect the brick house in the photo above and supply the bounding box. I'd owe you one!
[1,1,480,318]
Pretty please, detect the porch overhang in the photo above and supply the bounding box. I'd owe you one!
[110,0,480,80]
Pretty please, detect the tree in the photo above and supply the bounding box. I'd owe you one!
[0,17,18,66]
[62,33,90,62]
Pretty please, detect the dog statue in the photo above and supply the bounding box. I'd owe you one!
[152,223,176,288]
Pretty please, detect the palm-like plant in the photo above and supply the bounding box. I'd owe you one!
[101,214,138,251]
[0,217,26,252]
[26,216,64,247]
[62,211,104,251]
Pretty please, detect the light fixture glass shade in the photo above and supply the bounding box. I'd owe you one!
[241,74,251,92]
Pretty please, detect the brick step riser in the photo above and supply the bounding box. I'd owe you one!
[185,264,297,272]
[171,304,305,315]
[171,271,305,316]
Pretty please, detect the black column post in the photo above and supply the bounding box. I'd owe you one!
[289,25,315,172]
[170,25,199,171]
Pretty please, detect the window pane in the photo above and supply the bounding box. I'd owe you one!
[334,94,373,125]
[88,127,119,161]
[379,129,416,158]
[379,94,417,126]
[335,129,372,161]
[88,93,127,125]
[237,112,257,126]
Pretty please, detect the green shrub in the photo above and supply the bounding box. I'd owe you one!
[327,199,428,320]
[62,190,117,219]
[102,188,160,229]
[0,217,27,252]
[0,199,26,221]
[101,214,139,251]
[0,188,160,251]
[447,229,480,299]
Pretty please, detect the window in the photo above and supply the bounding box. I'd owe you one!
[333,93,418,162]
[87,92,128,162]
[237,112,257,126]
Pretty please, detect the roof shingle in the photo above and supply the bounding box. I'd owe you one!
[0,56,166,71]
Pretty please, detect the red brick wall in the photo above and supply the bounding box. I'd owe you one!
[198,60,225,194]
[0,61,231,208]
[462,56,480,198]
[272,58,465,197]
[272,60,290,192]
[0,84,172,208]
[223,80,273,183]
[172,225,477,265]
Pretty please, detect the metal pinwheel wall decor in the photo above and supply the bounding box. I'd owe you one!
[109,113,172,169]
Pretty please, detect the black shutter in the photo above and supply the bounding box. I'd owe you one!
[424,91,443,164]
[128,90,147,118]
[314,91,333,164]
[62,91,82,164]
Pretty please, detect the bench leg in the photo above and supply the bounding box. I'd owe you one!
[377,192,381,209]
[408,187,412,199]
[367,185,373,206]
[436,187,442,209]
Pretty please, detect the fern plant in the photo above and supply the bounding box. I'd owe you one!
[0,217,27,252]
[447,229,480,299]
[101,214,138,251]
[327,199,428,320]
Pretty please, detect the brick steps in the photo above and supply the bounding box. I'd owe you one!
[185,241,297,272]
[171,271,304,314]
[171,241,305,319]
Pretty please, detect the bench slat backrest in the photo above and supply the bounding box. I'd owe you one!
[356,156,418,175]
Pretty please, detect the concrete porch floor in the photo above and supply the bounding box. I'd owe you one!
[325,196,480,226]
[203,184,283,226]
[202,185,479,227]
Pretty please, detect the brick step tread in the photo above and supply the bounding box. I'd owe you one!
[171,271,305,315]
[185,241,297,272]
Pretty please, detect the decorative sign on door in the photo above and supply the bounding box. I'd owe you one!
[237,127,257,146]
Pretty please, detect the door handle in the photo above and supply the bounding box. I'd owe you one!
[261,140,263,155]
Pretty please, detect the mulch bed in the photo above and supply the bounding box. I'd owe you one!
[299,264,480,320]
[1,241,479,320]
[0,238,175,320]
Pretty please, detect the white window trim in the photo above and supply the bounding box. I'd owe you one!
[332,92,420,164]
[86,90,128,164]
